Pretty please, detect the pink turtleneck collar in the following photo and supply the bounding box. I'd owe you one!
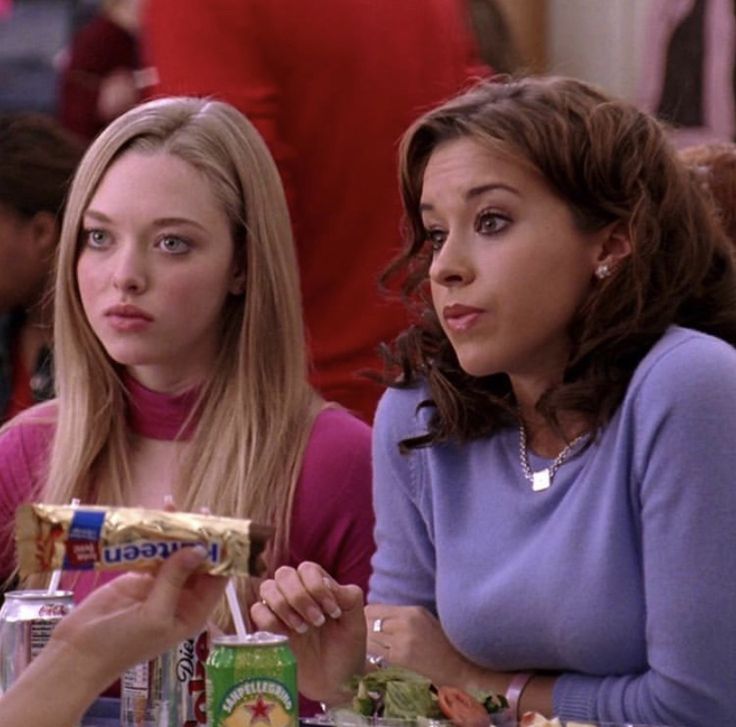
[124,374,199,441]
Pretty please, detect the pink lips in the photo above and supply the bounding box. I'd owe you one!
[442,303,484,332]
[104,303,154,332]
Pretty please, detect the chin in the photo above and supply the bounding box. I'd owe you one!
[456,358,498,379]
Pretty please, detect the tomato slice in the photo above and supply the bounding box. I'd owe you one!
[437,686,490,727]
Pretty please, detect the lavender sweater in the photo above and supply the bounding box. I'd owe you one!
[369,327,736,726]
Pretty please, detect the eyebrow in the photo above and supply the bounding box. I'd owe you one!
[82,210,207,231]
[419,183,520,211]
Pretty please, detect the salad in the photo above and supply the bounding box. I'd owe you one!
[342,667,509,727]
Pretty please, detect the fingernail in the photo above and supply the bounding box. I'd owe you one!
[328,605,342,619]
[192,544,208,558]
[181,544,207,567]
[163,494,175,507]
[307,609,326,627]
[292,618,308,634]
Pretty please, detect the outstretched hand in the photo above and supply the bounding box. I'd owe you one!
[0,546,227,727]
[250,562,367,704]
[51,545,227,687]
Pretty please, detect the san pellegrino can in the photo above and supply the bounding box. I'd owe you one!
[0,589,74,696]
[206,632,298,727]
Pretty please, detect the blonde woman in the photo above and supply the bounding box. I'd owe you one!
[0,97,373,702]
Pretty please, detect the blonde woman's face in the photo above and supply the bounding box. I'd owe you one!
[76,150,244,391]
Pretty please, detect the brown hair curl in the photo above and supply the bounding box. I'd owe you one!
[383,76,736,449]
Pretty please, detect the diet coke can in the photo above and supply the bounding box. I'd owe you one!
[0,589,74,695]
[121,629,210,726]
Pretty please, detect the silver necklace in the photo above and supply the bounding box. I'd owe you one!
[518,424,587,492]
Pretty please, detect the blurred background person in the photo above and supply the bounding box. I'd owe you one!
[680,142,736,248]
[0,112,84,422]
[57,0,145,141]
[143,0,495,422]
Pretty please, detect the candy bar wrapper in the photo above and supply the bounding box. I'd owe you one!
[15,503,273,578]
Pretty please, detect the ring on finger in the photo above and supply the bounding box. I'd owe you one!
[366,653,386,669]
[372,617,384,633]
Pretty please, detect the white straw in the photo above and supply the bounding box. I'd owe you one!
[225,579,248,639]
[47,498,80,594]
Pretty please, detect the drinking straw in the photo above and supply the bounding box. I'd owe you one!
[226,579,248,639]
[47,498,80,594]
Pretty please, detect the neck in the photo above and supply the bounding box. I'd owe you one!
[515,396,590,459]
[126,366,205,396]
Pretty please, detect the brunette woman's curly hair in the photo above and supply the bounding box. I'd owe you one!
[382,76,736,449]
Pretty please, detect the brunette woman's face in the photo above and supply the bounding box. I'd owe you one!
[76,150,244,391]
[423,137,606,390]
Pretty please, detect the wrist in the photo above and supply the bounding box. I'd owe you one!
[44,637,119,695]
[504,672,535,722]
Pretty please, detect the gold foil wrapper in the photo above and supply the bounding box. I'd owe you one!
[15,503,273,578]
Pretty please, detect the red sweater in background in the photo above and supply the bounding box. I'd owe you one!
[143,0,489,422]
[57,14,139,141]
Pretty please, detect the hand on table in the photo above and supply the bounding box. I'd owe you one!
[250,562,366,704]
[365,603,482,690]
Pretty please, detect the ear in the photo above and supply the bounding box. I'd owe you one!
[229,265,246,296]
[593,222,632,279]
[28,211,59,256]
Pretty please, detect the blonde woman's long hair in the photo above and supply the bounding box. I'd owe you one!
[36,97,319,619]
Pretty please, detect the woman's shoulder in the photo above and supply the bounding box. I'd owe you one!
[631,326,736,393]
[0,400,58,450]
[374,381,433,439]
[301,405,372,477]
[623,326,736,427]
[0,401,57,504]
[295,406,373,515]
[308,404,371,446]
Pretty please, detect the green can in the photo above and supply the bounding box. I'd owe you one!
[206,632,298,727]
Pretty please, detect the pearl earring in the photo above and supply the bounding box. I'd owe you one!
[595,263,612,280]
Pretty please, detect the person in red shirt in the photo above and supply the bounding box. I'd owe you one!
[143,0,491,422]
[57,0,144,141]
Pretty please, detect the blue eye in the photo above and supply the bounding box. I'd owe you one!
[83,228,110,248]
[157,235,191,254]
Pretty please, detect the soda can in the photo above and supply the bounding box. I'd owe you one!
[206,632,298,727]
[120,630,210,727]
[0,589,74,695]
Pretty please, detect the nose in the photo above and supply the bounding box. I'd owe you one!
[428,232,475,288]
[112,244,147,294]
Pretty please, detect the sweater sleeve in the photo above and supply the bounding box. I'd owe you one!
[287,408,374,594]
[368,387,438,613]
[554,333,736,725]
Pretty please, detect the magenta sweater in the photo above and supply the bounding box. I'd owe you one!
[0,376,375,601]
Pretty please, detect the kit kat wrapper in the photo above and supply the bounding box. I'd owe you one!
[15,503,273,578]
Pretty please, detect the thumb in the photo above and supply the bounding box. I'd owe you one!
[334,583,365,613]
[145,546,208,615]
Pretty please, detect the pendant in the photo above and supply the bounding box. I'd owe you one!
[532,469,551,492]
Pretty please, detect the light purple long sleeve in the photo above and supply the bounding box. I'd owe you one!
[369,326,736,725]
